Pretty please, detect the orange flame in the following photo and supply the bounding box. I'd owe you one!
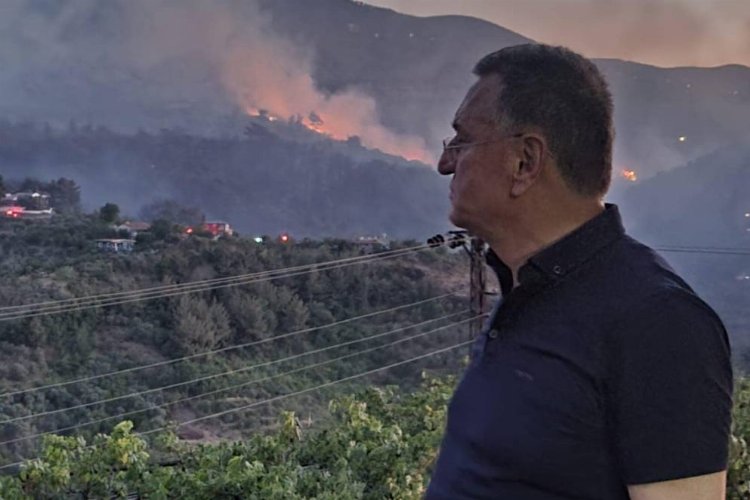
[222,44,434,164]
[243,105,433,163]
[621,169,638,182]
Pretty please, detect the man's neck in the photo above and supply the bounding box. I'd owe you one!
[485,202,605,288]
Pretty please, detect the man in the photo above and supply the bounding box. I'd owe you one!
[426,44,732,499]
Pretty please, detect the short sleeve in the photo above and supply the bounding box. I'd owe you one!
[606,290,733,485]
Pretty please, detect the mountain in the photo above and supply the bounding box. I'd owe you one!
[258,0,750,177]
[620,144,750,247]
[257,0,532,142]
[1,0,748,180]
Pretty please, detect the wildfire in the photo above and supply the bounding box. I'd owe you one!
[247,108,280,122]
[242,105,432,163]
[621,169,638,182]
[248,108,326,133]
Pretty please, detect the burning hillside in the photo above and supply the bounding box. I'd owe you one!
[245,106,431,163]
[224,48,433,164]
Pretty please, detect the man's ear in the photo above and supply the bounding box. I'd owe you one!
[510,135,546,197]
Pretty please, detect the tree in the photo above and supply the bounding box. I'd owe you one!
[148,219,174,241]
[99,202,120,224]
[46,178,81,214]
[0,174,5,198]
[172,295,231,355]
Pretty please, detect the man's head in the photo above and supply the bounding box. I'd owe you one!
[438,44,613,239]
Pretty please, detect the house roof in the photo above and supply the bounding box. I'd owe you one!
[119,221,152,231]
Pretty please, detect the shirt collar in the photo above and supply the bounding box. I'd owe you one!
[486,204,626,296]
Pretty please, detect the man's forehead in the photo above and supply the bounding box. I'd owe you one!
[453,75,501,130]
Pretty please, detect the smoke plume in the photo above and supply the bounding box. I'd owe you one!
[0,0,431,162]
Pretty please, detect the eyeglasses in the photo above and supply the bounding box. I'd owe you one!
[442,132,523,153]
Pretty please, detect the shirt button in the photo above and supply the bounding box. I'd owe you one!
[487,328,499,339]
[552,265,563,275]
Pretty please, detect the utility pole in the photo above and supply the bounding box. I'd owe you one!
[427,231,488,354]
[468,236,487,343]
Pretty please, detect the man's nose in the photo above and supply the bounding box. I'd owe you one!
[437,151,455,175]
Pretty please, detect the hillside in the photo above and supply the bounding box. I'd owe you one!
[619,144,750,247]
[0,212,468,467]
[0,123,449,238]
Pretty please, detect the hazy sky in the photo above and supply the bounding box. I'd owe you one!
[363,0,750,68]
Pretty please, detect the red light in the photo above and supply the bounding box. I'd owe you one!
[281,234,289,242]
[186,227,194,234]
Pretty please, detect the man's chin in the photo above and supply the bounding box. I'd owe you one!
[448,210,471,232]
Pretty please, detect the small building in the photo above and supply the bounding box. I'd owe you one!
[96,239,135,253]
[0,192,53,219]
[353,234,390,254]
[2,192,51,211]
[202,221,233,239]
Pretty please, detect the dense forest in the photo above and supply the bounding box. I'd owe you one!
[0,196,468,476]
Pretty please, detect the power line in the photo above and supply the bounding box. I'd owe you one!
[0,313,477,447]
[654,245,750,256]
[4,243,742,323]
[138,337,473,438]
[1,311,471,425]
[0,243,431,315]
[0,292,460,399]
[0,244,434,322]
[0,337,473,472]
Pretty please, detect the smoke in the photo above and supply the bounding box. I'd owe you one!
[365,0,750,68]
[0,0,431,162]
[219,10,432,162]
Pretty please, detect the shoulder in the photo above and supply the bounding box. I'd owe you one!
[615,237,722,324]
[597,237,730,364]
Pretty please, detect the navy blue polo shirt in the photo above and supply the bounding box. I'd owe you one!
[426,204,733,499]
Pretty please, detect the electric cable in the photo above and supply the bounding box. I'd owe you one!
[0,244,435,322]
[138,337,473,438]
[0,292,460,399]
[0,313,477,447]
[0,311,470,425]
[654,245,750,256]
[0,337,474,472]
[0,243,431,314]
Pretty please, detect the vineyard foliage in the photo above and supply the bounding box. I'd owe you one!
[0,376,456,499]
[0,374,749,498]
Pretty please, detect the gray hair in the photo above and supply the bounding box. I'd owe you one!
[474,44,614,197]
